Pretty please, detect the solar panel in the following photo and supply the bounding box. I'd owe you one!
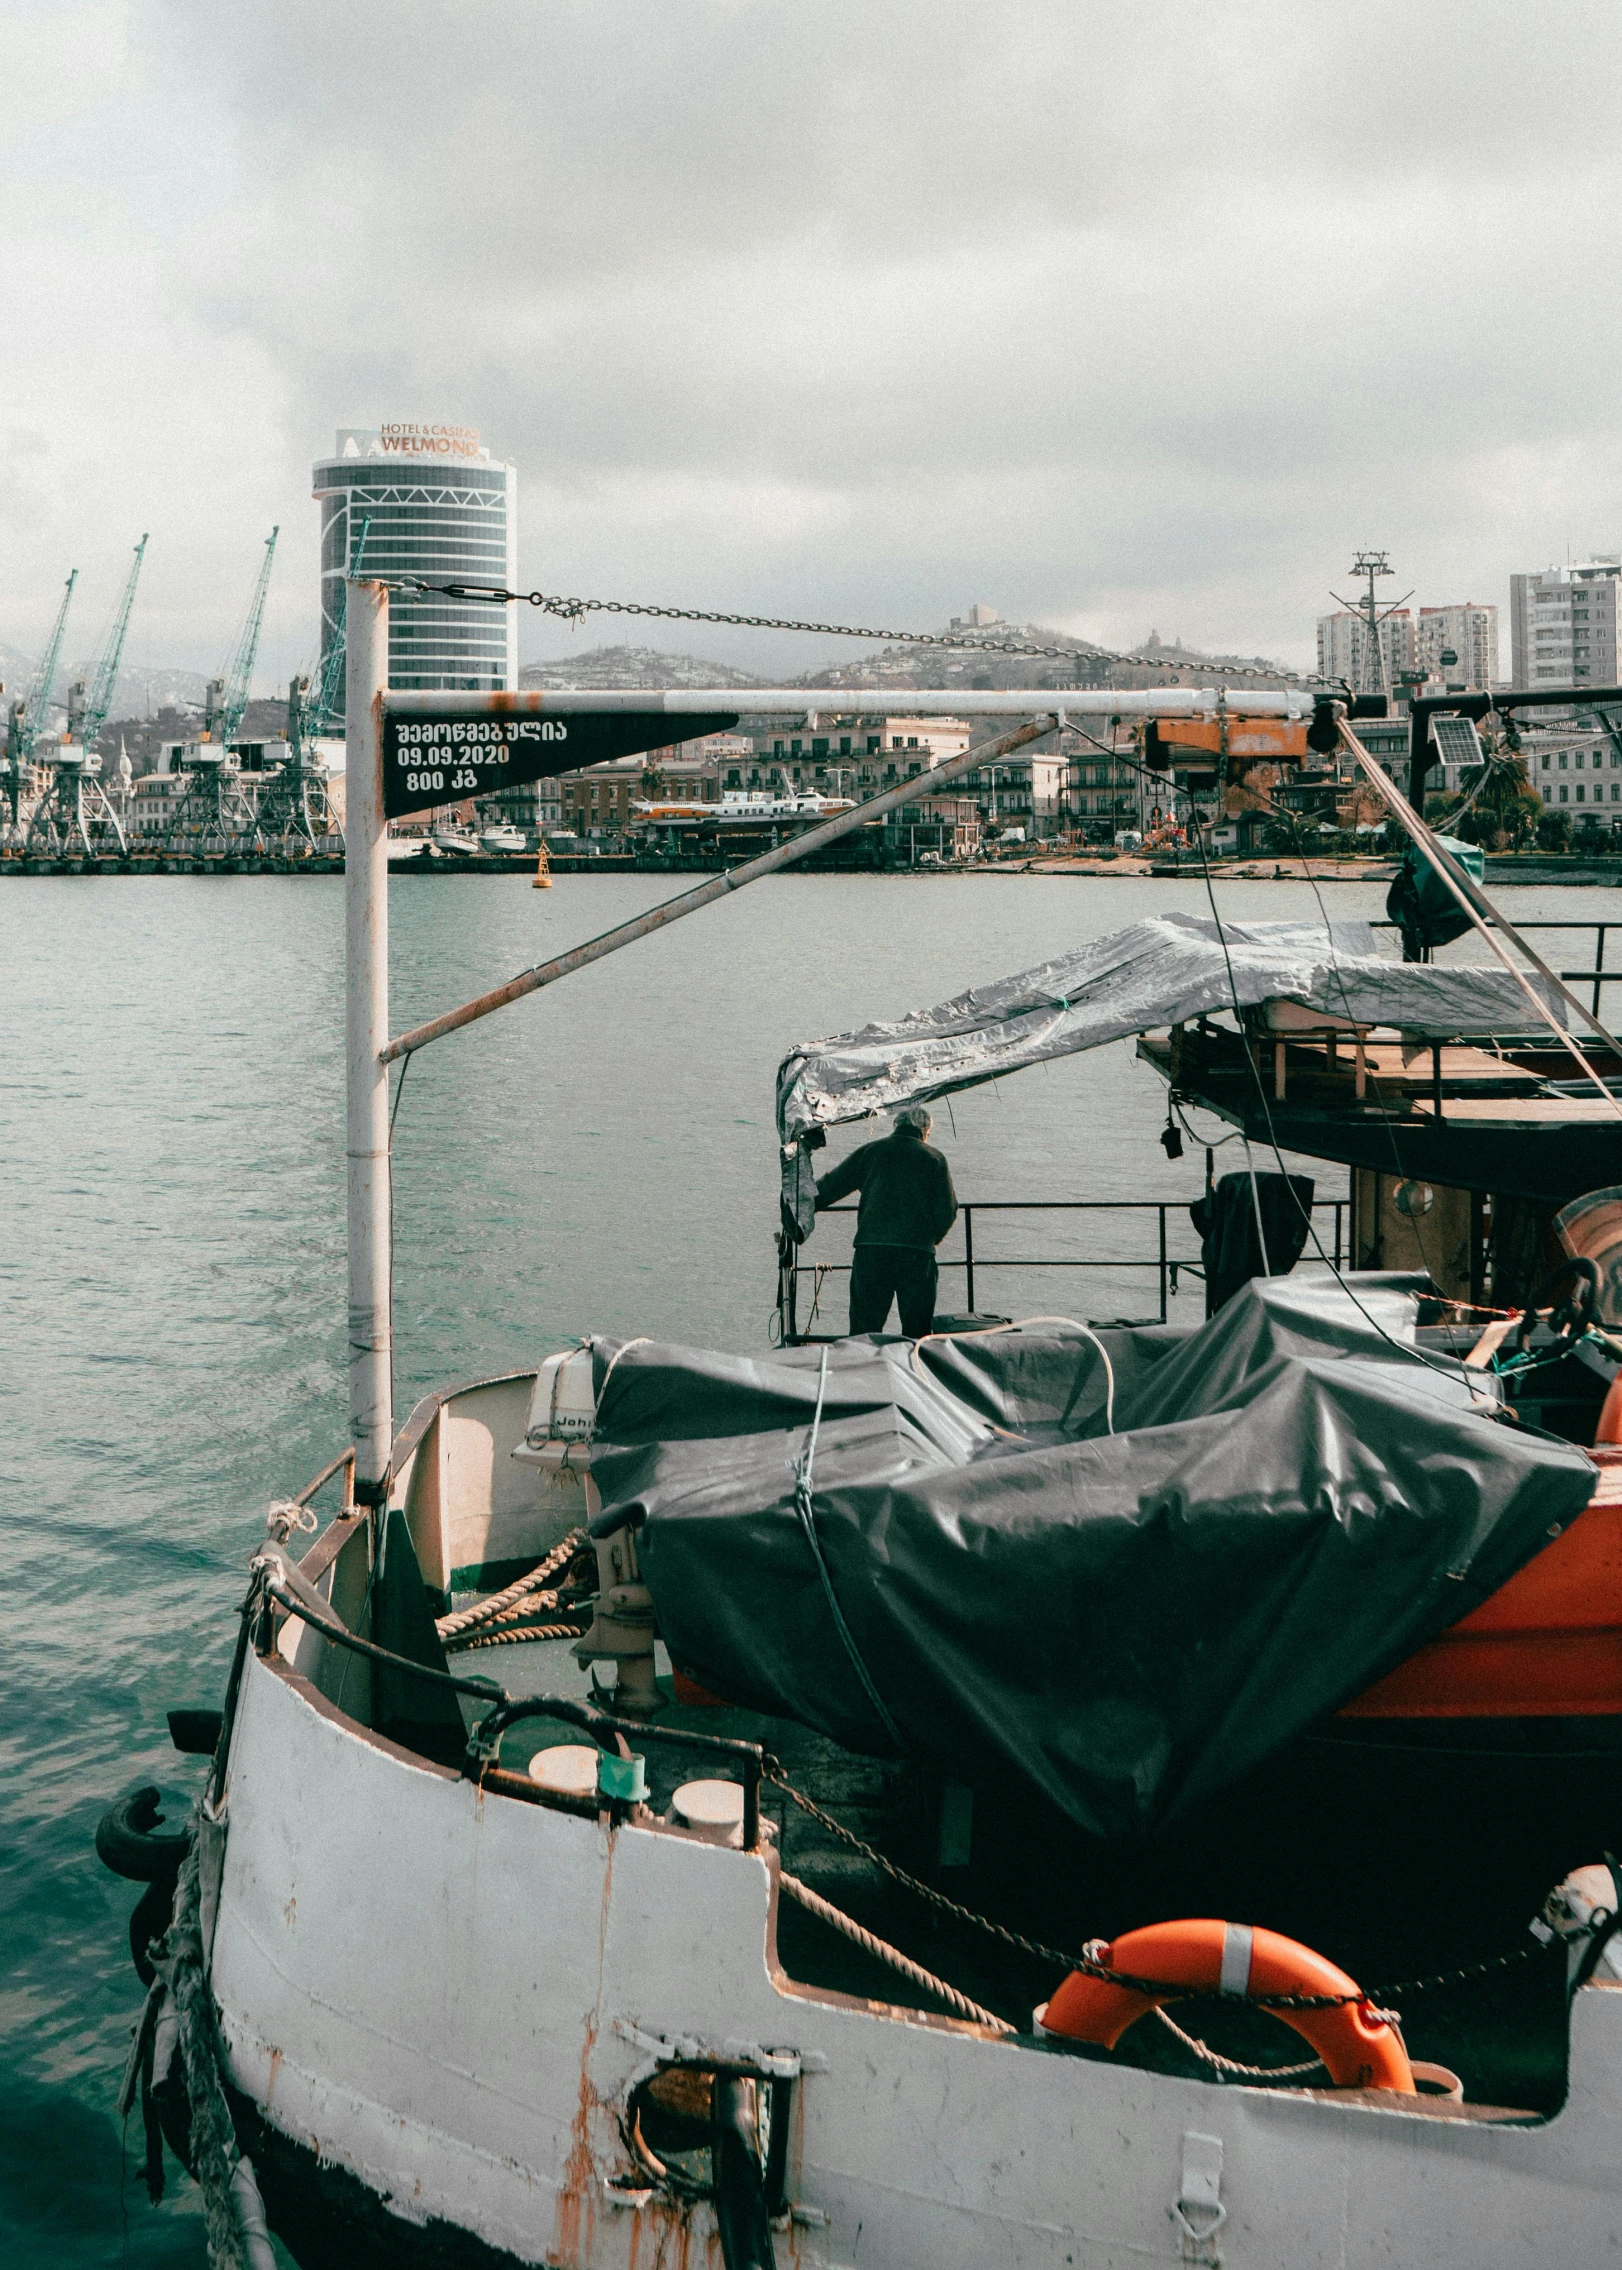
[1431,715,1484,769]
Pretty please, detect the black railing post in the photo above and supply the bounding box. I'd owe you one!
[964,1206,976,1313]
[1596,925,1608,1022]
[1158,1205,1168,1321]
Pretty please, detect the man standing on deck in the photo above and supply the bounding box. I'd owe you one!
[814,1104,958,1338]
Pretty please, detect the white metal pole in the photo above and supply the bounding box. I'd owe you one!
[345,579,393,1502]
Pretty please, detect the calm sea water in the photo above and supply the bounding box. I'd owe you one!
[1,868,1608,2264]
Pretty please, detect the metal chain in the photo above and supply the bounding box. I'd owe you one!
[384,577,1332,689]
[765,1761,1084,1971]
[765,1762,1554,2009]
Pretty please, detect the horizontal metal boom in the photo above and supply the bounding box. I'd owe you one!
[381,686,1311,721]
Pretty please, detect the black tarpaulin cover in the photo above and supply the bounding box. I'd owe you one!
[588,1277,1598,1838]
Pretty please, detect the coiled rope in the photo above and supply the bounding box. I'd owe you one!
[435,1528,589,1641]
[449,1619,591,1653]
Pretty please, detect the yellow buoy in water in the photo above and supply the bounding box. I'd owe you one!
[533,840,552,889]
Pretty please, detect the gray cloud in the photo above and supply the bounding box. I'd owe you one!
[3,0,1621,689]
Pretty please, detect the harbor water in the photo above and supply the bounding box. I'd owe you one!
[1,869,1607,2264]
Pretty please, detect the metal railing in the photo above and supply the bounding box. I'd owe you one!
[779,1194,1349,1342]
[1372,918,1622,1020]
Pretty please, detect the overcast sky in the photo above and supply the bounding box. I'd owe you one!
[4,0,1620,691]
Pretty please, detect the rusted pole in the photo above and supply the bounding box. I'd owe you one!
[380,712,1059,1063]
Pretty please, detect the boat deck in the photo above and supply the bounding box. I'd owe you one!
[1138,1024,1622,1203]
[454,1632,1587,2116]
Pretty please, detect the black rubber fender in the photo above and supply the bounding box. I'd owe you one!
[167,1707,223,1757]
[96,1783,193,1884]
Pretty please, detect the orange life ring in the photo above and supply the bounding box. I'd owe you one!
[1038,1919,1414,2093]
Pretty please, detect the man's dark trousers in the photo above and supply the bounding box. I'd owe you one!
[849,1244,937,1337]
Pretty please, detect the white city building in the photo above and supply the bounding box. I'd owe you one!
[1525,727,1622,826]
[1509,561,1622,696]
[312,424,518,711]
[1316,608,1415,692]
[1416,603,1499,690]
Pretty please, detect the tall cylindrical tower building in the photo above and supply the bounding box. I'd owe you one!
[313,424,518,709]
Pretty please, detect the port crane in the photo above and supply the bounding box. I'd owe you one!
[305,511,368,742]
[255,517,364,858]
[3,567,77,837]
[168,529,280,858]
[254,671,344,858]
[26,536,148,859]
[66,534,149,764]
[203,526,278,748]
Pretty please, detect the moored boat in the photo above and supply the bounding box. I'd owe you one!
[99,600,1622,2267]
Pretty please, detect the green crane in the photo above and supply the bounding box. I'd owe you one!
[307,609,348,737]
[4,567,78,829]
[300,512,369,744]
[257,516,369,860]
[204,527,279,748]
[28,537,147,860]
[67,534,149,761]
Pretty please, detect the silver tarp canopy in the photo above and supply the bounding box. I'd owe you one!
[776,914,1564,1144]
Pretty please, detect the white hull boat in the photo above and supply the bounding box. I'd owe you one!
[99,593,1622,2268]
[117,1361,1622,2270]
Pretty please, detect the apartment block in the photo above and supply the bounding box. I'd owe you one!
[1510,561,1622,692]
[1525,727,1622,824]
[1416,603,1499,689]
[1316,608,1416,692]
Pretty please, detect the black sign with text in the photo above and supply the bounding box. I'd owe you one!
[381,710,740,819]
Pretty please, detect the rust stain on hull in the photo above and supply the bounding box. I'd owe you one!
[553,1828,618,2266]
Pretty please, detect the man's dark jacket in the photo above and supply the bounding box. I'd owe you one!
[814,1124,958,1251]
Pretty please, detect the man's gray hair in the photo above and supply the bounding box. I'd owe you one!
[895,1103,933,1134]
